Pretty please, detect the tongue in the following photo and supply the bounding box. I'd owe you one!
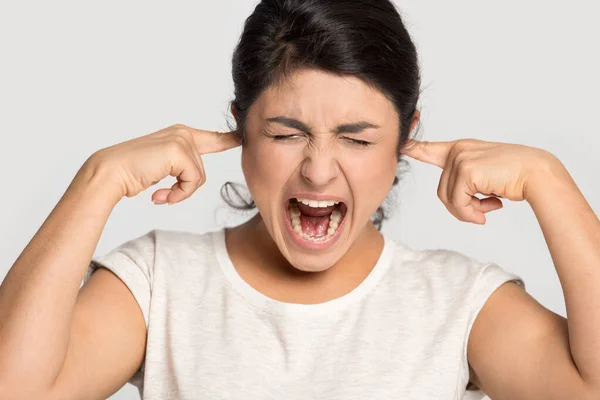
[296,202,336,216]
[300,215,330,237]
[295,202,336,238]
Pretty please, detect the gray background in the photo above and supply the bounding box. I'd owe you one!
[1,1,598,399]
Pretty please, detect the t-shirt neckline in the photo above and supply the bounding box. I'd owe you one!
[212,228,395,317]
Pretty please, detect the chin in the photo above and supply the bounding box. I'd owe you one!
[284,251,342,273]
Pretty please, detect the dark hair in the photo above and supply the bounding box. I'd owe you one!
[221,0,423,230]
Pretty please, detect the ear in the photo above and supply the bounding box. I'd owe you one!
[230,103,239,121]
[409,109,421,134]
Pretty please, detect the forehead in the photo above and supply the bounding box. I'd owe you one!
[252,68,397,126]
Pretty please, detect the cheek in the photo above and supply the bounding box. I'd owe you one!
[241,142,301,203]
[341,151,397,210]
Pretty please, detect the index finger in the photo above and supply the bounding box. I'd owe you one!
[400,139,454,168]
[188,128,242,154]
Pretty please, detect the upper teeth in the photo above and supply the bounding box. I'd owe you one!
[296,198,340,208]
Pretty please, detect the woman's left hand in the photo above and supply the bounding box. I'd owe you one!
[400,138,564,224]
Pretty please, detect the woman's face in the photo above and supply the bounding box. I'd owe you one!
[241,68,409,272]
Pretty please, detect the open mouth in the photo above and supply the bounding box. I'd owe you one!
[286,197,348,243]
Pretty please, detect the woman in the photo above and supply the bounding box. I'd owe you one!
[0,0,598,399]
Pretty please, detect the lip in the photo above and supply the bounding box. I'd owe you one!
[282,197,348,252]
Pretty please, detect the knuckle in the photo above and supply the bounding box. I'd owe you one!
[138,174,153,190]
[169,124,193,140]
[448,147,462,165]
[449,190,462,206]
[459,138,478,146]
[450,207,467,222]
[171,123,187,131]
[171,134,190,148]
[453,150,469,164]
[453,140,472,153]
[457,160,474,176]
[174,127,194,142]
[437,184,445,202]
[166,139,185,157]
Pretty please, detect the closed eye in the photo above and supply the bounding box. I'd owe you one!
[273,134,302,141]
[343,137,372,147]
[273,134,372,147]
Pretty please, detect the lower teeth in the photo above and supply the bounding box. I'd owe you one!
[289,204,342,242]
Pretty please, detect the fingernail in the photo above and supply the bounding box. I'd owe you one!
[153,199,167,205]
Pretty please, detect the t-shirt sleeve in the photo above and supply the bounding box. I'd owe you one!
[461,263,526,400]
[83,230,157,327]
[81,230,157,389]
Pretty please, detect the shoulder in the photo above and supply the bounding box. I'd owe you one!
[385,237,525,301]
[151,228,217,251]
[90,228,221,276]
[117,228,218,254]
[388,238,493,282]
[140,228,224,273]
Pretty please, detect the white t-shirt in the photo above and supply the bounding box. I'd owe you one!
[84,228,525,400]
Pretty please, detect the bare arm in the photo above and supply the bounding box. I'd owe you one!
[48,267,147,400]
[0,159,146,398]
[0,124,241,399]
[467,158,600,399]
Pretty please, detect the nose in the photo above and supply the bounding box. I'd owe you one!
[300,147,340,187]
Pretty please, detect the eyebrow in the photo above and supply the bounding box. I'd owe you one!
[265,116,380,134]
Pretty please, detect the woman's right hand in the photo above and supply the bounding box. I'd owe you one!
[85,124,241,205]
